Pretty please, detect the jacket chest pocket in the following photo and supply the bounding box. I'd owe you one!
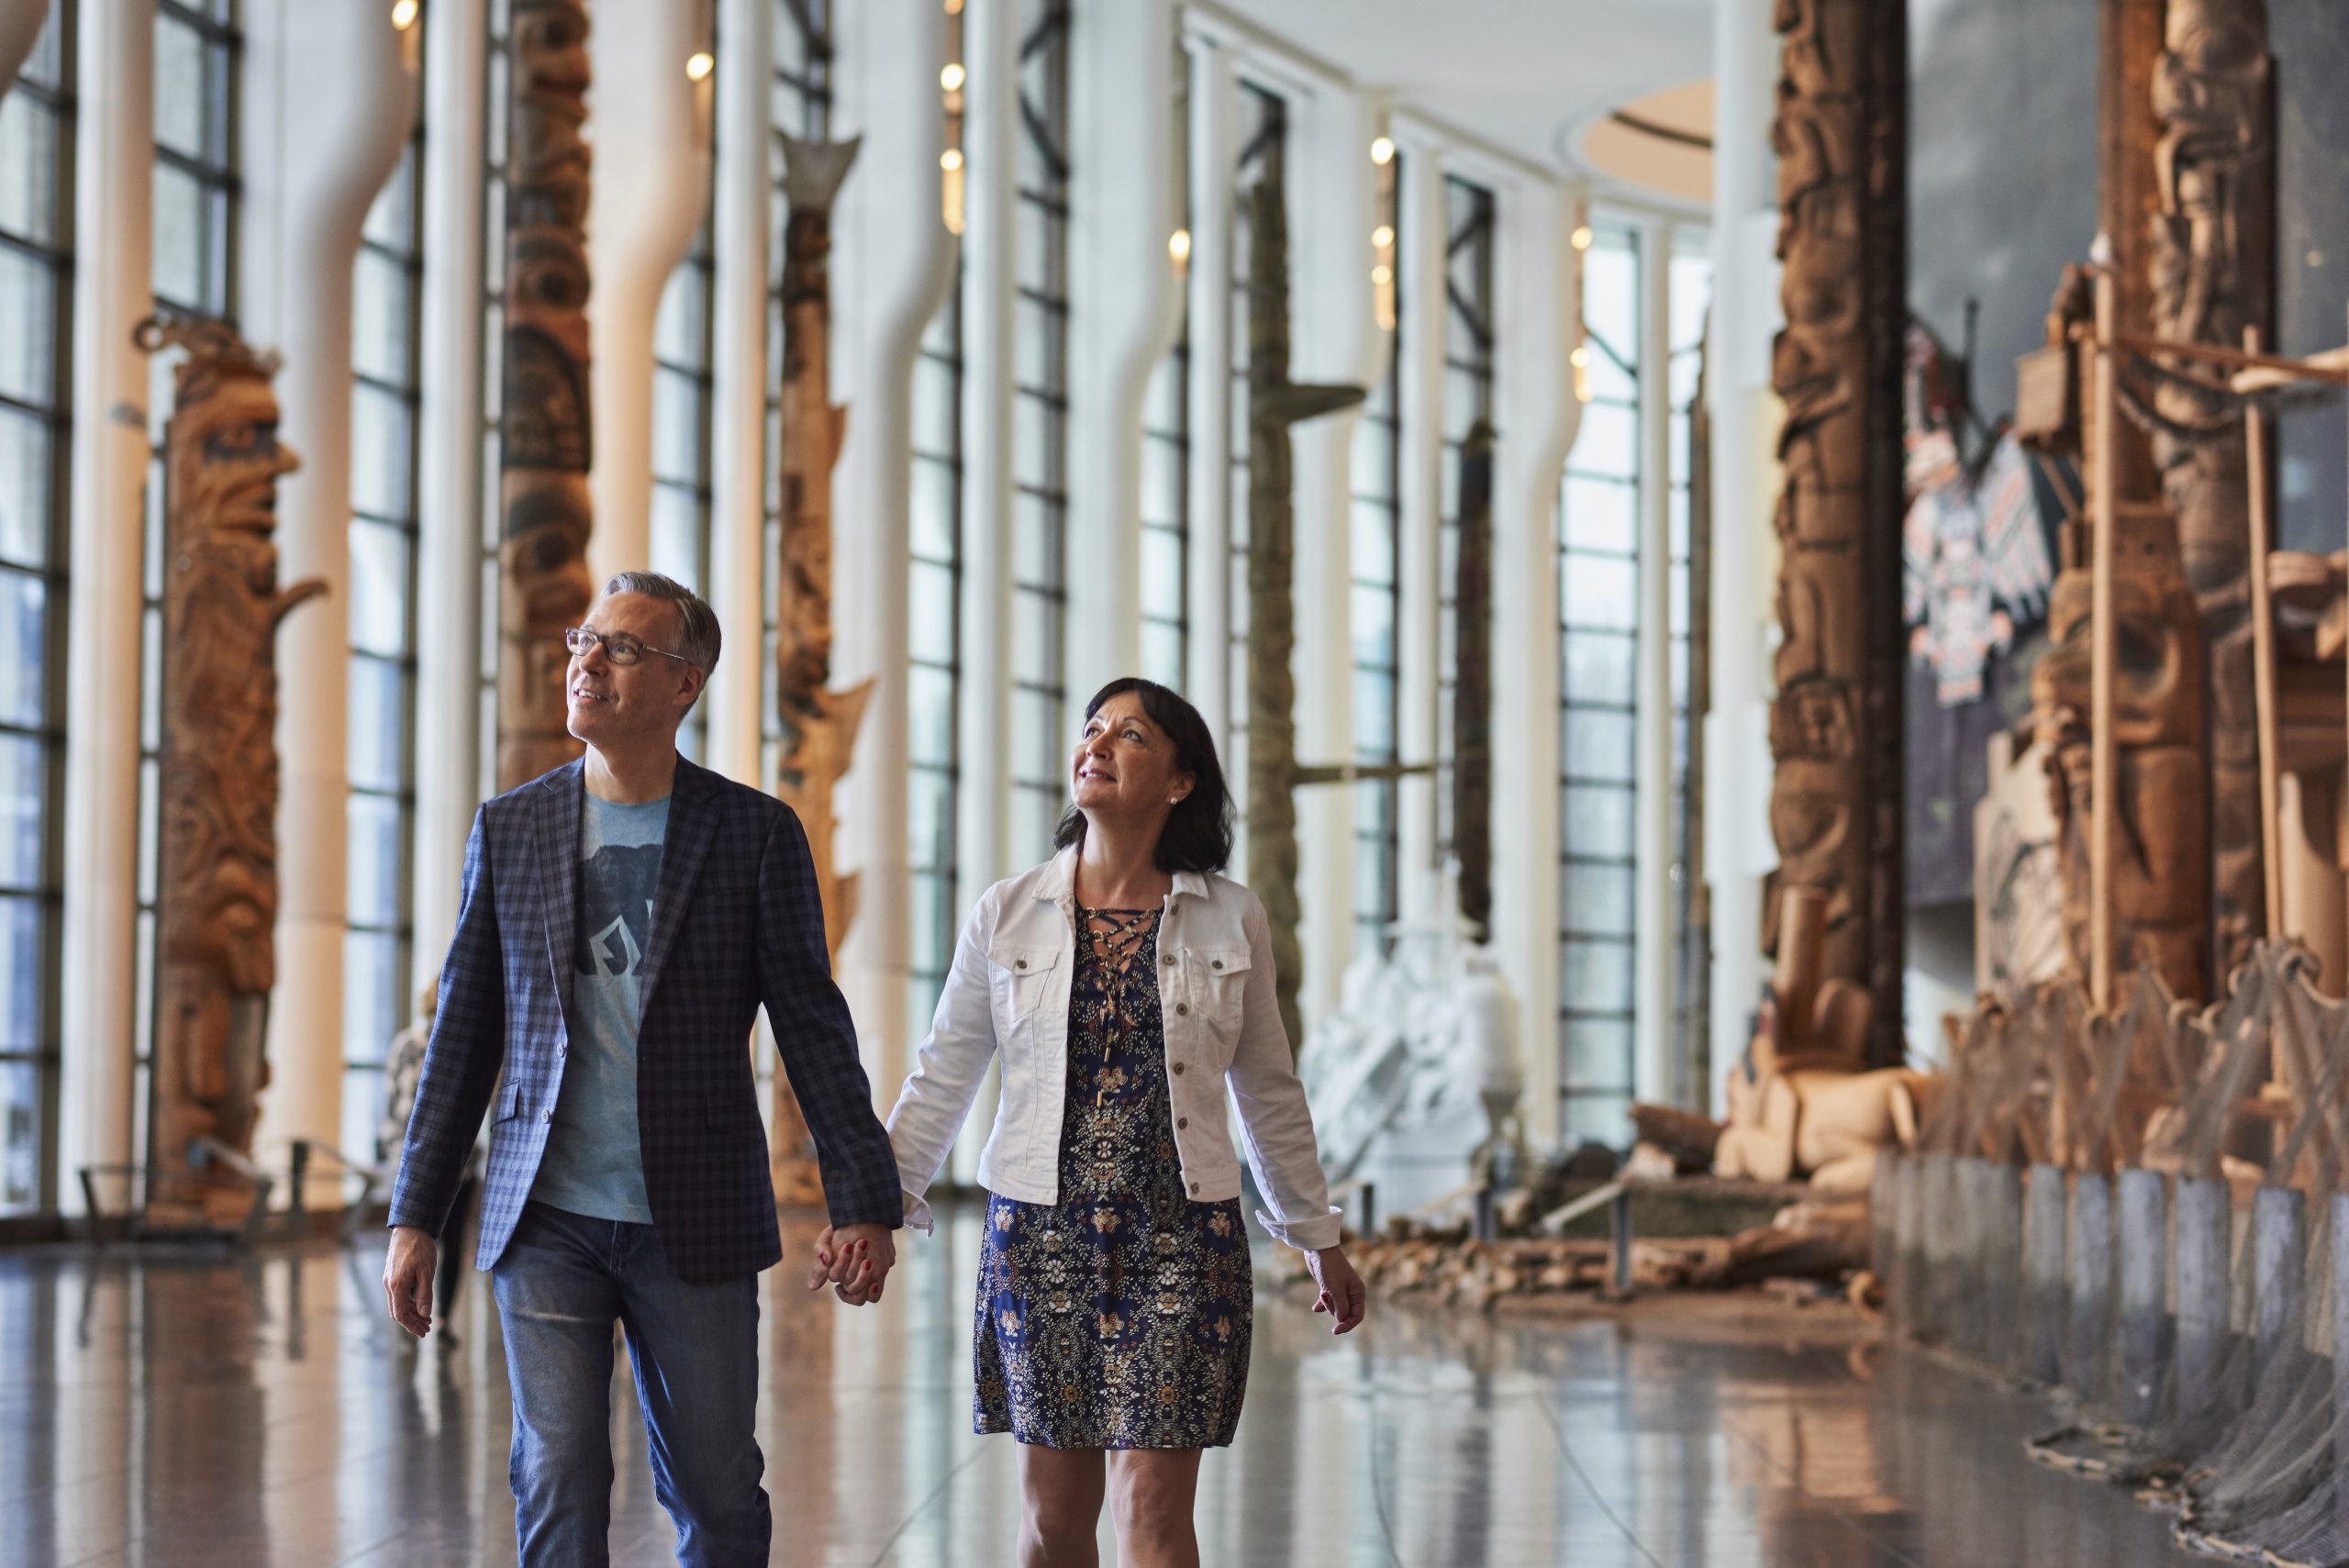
[1190,948,1252,1041]
[988,943,1062,1031]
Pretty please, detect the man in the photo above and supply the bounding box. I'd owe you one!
[383,572,900,1567]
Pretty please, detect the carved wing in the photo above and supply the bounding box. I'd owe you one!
[1976,430,2054,627]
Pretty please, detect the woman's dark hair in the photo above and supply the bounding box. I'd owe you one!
[1052,678,1233,873]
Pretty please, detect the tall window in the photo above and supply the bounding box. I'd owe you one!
[0,2,73,1211]
[653,208,716,761]
[1222,84,1283,795]
[1435,174,1494,871]
[1557,221,1641,1144]
[139,0,243,1166]
[477,3,511,801]
[1350,153,1402,958]
[1139,49,1189,692]
[763,0,832,789]
[1667,241,1712,1103]
[907,0,964,1040]
[1008,0,1071,867]
[344,134,425,1163]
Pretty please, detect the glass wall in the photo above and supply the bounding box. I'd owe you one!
[653,208,716,761]
[1435,174,1494,874]
[1349,152,1402,958]
[344,133,425,1163]
[1008,0,1072,868]
[1557,220,1640,1145]
[1139,43,1190,694]
[1668,239,1711,1104]
[1221,84,1283,799]
[0,2,72,1211]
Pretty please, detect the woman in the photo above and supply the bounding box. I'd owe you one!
[822,677,1365,1568]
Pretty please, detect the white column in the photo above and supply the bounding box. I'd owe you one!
[58,0,154,1216]
[242,0,421,1172]
[586,0,711,584]
[1486,178,1580,1146]
[0,0,44,84]
[412,0,487,995]
[952,0,1019,1181]
[1391,120,1448,926]
[832,0,952,1103]
[1065,0,1177,689]
[1633,218,1675,1109]
[1181,38,1234,737]
[1706,0,1784,1114]
[702,0,770,787]
[1283,73,1378,1030]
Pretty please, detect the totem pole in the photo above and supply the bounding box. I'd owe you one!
[770,135,870,1207]
[2143,0,2274,973]
[139,316,326,1226]
[496,0,596,791]
[1242,135,1367,1055]
[1453,420,1496,942]
[1765,0,1908,1065]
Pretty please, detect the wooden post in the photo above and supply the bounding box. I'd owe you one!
[2090,269,2119,1010]
[2243,326,2282,940]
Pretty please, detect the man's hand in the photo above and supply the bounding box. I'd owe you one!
[1305,1244,1368,1334]
[383,1225,440,1338]
[806,1222,896,1306]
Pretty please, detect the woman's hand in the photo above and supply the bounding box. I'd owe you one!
[807,1223,894,1306]
[1304,1244,1367,1333]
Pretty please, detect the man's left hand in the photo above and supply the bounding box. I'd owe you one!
[807,1222,896,1306]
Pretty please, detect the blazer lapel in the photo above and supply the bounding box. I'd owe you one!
[634,756,718,1014]
[535,761,586,1036]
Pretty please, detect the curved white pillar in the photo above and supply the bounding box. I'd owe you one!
[1390,118,1449,931]
[1065,0,1177,686]
[587,0,711,584]
[412,0,488,992]
[1706,0,1784,1115]
[1633,217,1675,1113]
[59,0,155,1216]
[702,0,771,787]
[243,0,421,1171]
[1486,174,1580,1146]
[832,0,952,1103]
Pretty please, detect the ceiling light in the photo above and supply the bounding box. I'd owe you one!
[1571,225,1594,251]
[1371,263,1393,286]
[1372,224,1394,250]
[941,149,964,172]
[1169,229,1192,265]
[390,0,418,28]
[1370,136,1395,166]
[686,50,715,82]
[941,62,966,92]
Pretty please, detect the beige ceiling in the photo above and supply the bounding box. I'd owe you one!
[1214,0,1714,198]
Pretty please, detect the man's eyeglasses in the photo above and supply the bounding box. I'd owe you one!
[564,626,696,668]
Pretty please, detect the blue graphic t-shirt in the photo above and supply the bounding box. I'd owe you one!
[530,792,670,1223]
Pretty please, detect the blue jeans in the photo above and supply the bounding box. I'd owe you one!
[492,1202,770,1567]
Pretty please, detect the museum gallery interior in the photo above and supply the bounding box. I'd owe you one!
[4,0,2349,1563]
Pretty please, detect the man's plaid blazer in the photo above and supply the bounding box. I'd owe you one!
[387,756,903,1284]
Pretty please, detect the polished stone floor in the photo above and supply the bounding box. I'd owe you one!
[0,1206,2205,1567]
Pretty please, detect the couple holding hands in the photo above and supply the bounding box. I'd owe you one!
[382,572,1365,1568]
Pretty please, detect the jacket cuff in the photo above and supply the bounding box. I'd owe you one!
[1253,1205,1343,1252]
[901,1190,936,1236]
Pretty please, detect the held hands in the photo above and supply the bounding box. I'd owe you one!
[807,1222,897,1306]
[382,1225,440,1338]
[1305,1244,1368,1334]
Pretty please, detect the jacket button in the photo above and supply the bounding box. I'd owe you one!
[1211,959,1223,970]
[1172,1062,1186,1075]
[1175,1003,1188,1016]
[1015,958,1028,970]
[1177,1117,1188,1129]
[539,1108,551,1123]
[1163,953,1174,965]
[1189,1180,1200,1193]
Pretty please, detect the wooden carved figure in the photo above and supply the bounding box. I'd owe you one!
[770,135,869,1207]
[1453,419,1496,941]
[496,0,596,791]
[138,315,326,1226]
[1765,0,1908,1062]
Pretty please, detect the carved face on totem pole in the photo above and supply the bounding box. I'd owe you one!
[511,0,590,227]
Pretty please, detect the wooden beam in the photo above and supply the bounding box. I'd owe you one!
[2090,270,2120,1011]
[2244,326,2283,940]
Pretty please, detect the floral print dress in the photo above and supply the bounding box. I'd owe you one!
[974,905,1253,1449]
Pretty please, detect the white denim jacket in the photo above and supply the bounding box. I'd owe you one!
[885,849,1343,1251]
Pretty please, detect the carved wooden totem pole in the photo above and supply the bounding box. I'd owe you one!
[1765,0,1908,1063]
[496,0,595,791]
[1453,420,1497,942]
[2144,0,2274,973]
[770,135,870,1207]
[1243,136,1367,1055]
[139,317,326,1225]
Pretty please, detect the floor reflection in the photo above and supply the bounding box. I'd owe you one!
[0,1207,2202,1567]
